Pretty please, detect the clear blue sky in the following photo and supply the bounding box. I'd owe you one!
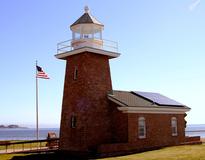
[0,0,204,127]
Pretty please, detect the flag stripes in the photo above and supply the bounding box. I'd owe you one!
[36,65,49,79]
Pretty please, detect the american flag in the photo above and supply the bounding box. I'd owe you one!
[36,65,49,79]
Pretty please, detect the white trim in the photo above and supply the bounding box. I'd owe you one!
[117,106,190,114]
[55,47,120,59]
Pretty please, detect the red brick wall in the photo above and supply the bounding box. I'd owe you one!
[59,52,113,152]
[98,112,186,156]
[185,136,201,142]
[110,101,128,143]
[127,113,185,146]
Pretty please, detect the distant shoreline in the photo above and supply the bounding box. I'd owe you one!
[0,125,28,129]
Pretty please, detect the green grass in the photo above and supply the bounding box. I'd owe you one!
[99,144,205,160]
[0,152,64,160]
[0,144,205,160]
[0,153,31,160]
[0,141,47,151]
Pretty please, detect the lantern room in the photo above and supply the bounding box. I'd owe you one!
[70,6,104,49]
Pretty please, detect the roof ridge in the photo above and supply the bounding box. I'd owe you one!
[131,91,155,104]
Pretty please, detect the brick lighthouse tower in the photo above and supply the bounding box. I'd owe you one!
[55,6,120,154]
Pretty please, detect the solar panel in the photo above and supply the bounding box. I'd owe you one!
[133,91,184,106]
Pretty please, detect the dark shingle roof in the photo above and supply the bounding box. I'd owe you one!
[108,90,186,107]
[70,12,103,27]
[108,91,153,107]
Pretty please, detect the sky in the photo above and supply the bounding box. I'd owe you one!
[0,0,204,128]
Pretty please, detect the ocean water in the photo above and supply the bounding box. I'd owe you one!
[186,124,205,138]
[0,128,59,140]
[0,124,205,140]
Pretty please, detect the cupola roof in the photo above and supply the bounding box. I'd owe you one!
[70,6,103,27]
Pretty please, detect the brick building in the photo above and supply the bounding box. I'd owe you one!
[55,6,190,156]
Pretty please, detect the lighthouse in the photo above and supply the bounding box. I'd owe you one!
[55,6,120,154]
[55,6,192,157]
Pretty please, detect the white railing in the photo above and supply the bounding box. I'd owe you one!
[57,39,73,54]
[57,38,118,54]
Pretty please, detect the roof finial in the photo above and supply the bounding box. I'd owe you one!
[84,6,89,13]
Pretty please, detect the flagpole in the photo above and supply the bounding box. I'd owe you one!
[35,60,39,140]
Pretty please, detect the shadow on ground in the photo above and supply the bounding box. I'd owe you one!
[11,152,89,160]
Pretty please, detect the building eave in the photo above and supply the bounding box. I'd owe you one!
[117,106,191,114]
[55,46,120,59]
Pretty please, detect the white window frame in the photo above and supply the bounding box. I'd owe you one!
[138,117,146,139]
[171,117,178,136]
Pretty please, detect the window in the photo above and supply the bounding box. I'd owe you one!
[138,117,146,139]
[171,117,178,136]
[71,115,77,128]
[83,34,89,38]
[74,66,78,80]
